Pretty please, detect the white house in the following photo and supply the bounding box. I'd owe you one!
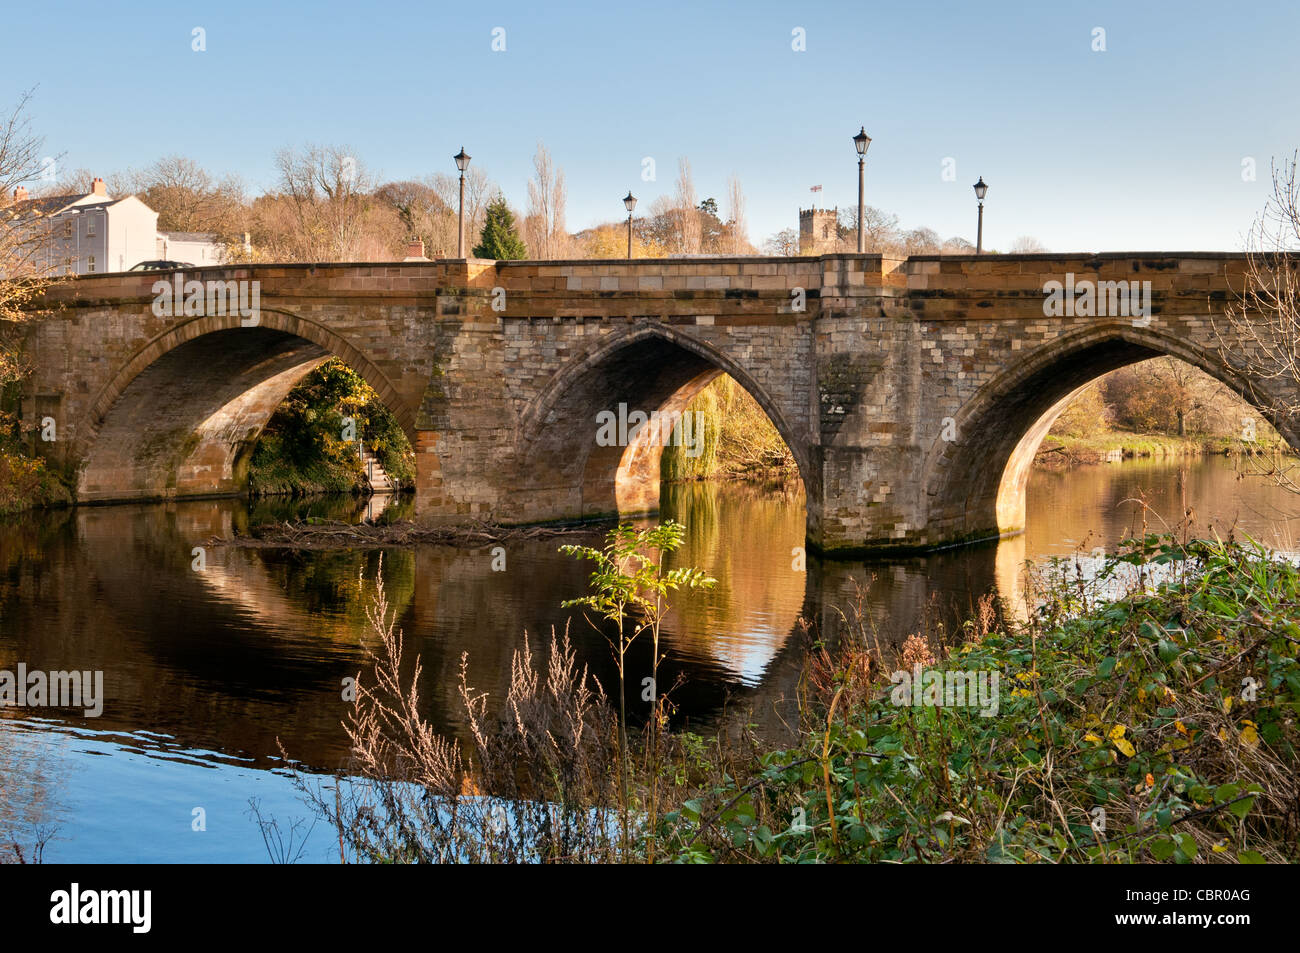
[156,231,226,267]
[3,178,159,275]
[3,178,229,275]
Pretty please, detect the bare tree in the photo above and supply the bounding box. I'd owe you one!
[649,158,703,255]
[1009,235,1049,253]
[0,89,62,400]
[273,145,377,261]
[902,227,943,255]
[1216,152,1300,489]
[836,205,901,254]
[114,155,246,238]
[36,167,94,196]
[762,228,800,257]
[375,179,452,257]
[677,159,702,254]
[525,142,569,259]
[724,174,750,254]
[426,168,491,258]
[1106,358,1214,437]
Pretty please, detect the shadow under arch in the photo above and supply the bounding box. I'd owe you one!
[516,323,811,519]
[76,308,410,503]
[922,321,1299,546]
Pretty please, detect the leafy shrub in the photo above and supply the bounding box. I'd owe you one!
[250,358,414,495]
[656,535,1300,863]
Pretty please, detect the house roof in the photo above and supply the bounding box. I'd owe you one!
[2,191,130,221]
[159,231,220,243]
[3,192,85,219]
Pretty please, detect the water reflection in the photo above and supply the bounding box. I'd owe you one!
[1,456,1297,859]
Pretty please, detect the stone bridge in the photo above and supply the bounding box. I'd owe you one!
[18,252,1297,555]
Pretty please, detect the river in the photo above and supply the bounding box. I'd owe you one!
[0,455,1295,861]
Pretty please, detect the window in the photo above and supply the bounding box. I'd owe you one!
[86,216,95,237]
[64,220,72,237]
[87,255,95,273]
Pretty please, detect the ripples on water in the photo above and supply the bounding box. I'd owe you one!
[0,456,1296,861]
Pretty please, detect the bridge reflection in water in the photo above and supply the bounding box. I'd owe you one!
[2,457,1296,781]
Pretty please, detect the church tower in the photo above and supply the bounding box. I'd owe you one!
[798,206,839,255]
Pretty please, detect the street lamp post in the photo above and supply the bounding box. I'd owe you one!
[973,176,988,254]
[623,191,637,258]
[454,147,471,258]
[853,126,871,253]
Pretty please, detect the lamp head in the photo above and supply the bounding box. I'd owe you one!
[853,126,871,157]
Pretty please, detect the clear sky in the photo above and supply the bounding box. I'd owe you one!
[5,0,1298,252]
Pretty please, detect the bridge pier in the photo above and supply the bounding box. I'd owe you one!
[807,445,932,556]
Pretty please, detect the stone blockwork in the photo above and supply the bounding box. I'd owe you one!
[20,253,1297,555]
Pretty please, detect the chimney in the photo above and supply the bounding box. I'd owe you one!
[91,177,106,196]
[403,239,429,261]
[12,186,29,203]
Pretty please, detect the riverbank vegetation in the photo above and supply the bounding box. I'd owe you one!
[248,358,414,498]
[0,445,70,515]
[661,376,797,481]
[292,522,1299,863]
[660,532,1299,863]
[0,92,69,515]
[1041,357,1286,466]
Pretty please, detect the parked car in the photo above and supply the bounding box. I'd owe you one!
[128,260,196,272]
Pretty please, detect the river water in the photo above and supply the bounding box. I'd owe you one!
[1,456,1295,862]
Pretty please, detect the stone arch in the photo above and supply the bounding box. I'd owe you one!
[517,323,810,520]
[85,307,412,443]
[77,308,412,503]
[922,321,1297,546]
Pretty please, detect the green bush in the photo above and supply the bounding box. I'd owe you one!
[656,535,1300,863]
[250,358,414,496]
[0,448,72,514]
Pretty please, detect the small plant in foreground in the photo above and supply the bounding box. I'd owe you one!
[560,519,715,858]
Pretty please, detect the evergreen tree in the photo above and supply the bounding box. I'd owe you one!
[472,195,528,260]
[698,197,725,252]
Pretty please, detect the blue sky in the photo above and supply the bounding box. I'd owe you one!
[5,0,1298,252]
